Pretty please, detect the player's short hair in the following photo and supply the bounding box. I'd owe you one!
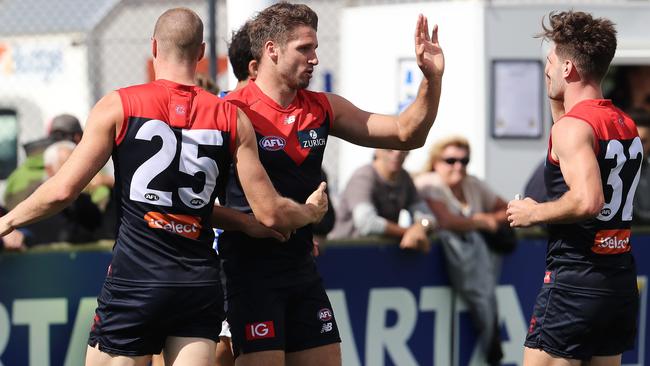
[425,136,471,172]
[153,8,204,61]
[538,11,617,82]
[228,22,254,82]
[248,2,318,61]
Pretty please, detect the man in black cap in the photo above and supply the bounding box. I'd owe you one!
[48,113,84,144]
[3,113,83,209]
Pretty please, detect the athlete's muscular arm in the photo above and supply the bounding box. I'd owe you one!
[233,109,328,233]
[210,206,287,241]
[507,118,604,227]
[0,92,122,237]
[327,15,443,150]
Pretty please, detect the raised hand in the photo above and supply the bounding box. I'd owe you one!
[414,14,444,81]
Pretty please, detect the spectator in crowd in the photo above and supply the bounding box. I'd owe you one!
[630,108,650,224]
[18,141,102,246]
[414,135,508,366]
[3,113,83,210]
[330,149,435,253]
[523,159,548,203]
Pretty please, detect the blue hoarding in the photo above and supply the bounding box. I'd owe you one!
[0,235,648,365]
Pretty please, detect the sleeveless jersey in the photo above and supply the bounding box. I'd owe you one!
[220,81,332,287]
[544,99,643,295]
[110,79,237,286]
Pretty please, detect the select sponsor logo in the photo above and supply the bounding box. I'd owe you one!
[245,321,275,340]
[543,271,552,284]
[259,136,286,151]
[318,308,333,322]
[592,229,631,254]
[144,212,202,239]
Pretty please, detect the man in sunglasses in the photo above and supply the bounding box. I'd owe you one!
[330,149,436,252]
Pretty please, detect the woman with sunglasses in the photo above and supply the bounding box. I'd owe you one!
[414,135,509,366]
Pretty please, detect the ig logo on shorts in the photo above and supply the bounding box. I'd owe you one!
[318,308,333,322]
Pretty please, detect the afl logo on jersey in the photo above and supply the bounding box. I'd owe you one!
[190,198,204,206]
[600,208,611,217]
[259,136,286,151]
[144,193,159,202]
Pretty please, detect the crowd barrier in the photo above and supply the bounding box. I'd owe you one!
[1,229,649,366]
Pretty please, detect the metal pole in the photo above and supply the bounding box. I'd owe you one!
[208,0,217,81]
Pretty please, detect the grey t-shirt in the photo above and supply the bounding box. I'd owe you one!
[330,164,429,239]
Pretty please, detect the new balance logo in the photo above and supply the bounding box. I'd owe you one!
[320,322,333,333]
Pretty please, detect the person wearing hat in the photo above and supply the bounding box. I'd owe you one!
[3,113,84,210]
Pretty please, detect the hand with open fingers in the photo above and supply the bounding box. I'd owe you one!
[243,214,289,242]
[306,182,329,224]
[414,14,444,81]
[506,197,538,228]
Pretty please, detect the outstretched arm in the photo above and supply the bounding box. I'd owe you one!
[211,205,287,241]
[232,109,328,233]
[507,117,604,227]
[0,92,121,236]
[329,14,444,149]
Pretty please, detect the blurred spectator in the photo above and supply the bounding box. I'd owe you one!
[195,72,219,95]
[630,109,650,224]
[3,113,83,209]
[330,149,435,253]
[523,159,548,203]
[414,135,508,366]
[19,141,102,246]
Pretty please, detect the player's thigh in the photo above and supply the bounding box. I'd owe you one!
[216,336,234,366]
[588,355,621,366]
[286,343,341,366]
[235,350,284,366]
[163,336,216,366]
[151,353,164,366]
[523,346,581,366]
[85,344,151,366]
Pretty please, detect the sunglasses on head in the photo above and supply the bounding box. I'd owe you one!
[441,157,470,166]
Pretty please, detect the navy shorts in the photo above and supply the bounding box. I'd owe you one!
[227,279,341,358]
[88,281,224,356]
[525,287,638,360]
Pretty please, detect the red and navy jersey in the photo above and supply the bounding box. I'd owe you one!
[110,79,237,286]
[544,99,643,295]
[219,81,331,287]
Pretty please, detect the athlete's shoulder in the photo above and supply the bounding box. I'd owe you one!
[118,81,161,94]
[297,89,332,116]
